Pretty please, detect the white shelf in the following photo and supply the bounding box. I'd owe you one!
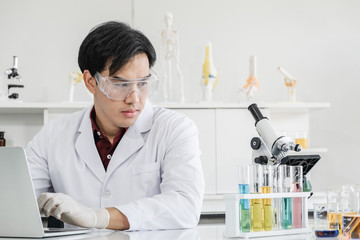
[291,148,328,154]
[0,101,330,112]
[0,101,92,113]
[157,102,330,110]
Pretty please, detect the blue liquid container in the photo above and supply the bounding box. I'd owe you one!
[315,230,339,238]
[239,184,251,232]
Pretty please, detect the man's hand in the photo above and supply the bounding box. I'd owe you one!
[38,193,109,229]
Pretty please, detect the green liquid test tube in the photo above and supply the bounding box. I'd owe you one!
[280,165,293,229]
[282,197,293,229]
[238,165,251,232]
[239,184,251,232]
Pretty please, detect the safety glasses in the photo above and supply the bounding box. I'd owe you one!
[94,70,158,101]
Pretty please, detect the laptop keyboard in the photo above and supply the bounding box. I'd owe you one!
[44,228,87,233]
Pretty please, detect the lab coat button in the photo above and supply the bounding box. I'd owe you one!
[107,154,111,160]
[103,189,111,197]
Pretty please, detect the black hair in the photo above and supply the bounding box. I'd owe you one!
[78,21,156,76]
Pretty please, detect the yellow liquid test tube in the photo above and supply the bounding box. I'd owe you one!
[251,198,262,231]
[261,186,272,231]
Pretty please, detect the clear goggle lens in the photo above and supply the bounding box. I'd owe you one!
[95,70,158,101]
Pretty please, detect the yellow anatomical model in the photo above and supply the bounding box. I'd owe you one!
[201,42,218,102]
[68,71,83,102]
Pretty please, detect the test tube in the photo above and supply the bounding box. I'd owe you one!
[250,164,263,232]
[280,165,293,229]
[291,165,303,228]
[238,164,251,232]
[272,165,282,230]
[261,165,273,231]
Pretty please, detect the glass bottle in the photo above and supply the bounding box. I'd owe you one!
[0,131,5,147]
[303,174,312,192]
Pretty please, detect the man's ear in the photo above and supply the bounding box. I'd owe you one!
[83,70,96,94]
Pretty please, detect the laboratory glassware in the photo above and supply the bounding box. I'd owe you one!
[261,165,273,231]
[291,165,303,228]
[250,164,262,231]
[280,165,292,229]
[238,164,251,232]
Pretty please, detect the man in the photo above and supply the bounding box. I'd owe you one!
[26,21,204,231]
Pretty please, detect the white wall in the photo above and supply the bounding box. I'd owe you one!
[1,0,360,191]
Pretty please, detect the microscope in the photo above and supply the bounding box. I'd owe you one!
[248,103,320,176]
[1,56,24,101]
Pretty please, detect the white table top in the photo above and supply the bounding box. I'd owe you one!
[0,224,338,240]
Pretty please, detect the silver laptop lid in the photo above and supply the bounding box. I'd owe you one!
[0,146,45,237]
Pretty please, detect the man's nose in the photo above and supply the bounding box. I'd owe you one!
[125,90,139,104]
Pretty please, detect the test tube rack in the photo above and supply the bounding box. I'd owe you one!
[224,192,312,238]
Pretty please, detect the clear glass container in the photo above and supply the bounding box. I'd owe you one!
[237,164,251,232]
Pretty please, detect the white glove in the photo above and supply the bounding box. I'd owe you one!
[38,192,109,229]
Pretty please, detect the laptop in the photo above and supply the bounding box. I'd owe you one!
[0,146,92,238]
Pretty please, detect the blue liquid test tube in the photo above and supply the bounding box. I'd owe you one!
[238,164,251,232]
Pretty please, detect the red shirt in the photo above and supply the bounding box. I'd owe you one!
[90,107,126,170]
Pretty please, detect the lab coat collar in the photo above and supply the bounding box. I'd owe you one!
[132,100,153,133]
[105,100,153,177]
[75,107,105,183]
[75,101,154,182]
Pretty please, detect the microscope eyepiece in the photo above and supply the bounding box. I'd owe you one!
[248,103,267,124]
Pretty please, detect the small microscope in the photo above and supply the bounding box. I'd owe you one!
[248,103,320,176]
[2,56,24,100]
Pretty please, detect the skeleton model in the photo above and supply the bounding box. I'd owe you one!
[161,12,184,103]
[201,42,218,102]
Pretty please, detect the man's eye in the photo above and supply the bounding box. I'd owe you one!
[114,83,128,88]
[138,81,148,87]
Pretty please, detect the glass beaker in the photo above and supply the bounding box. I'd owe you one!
[341,185,360,239]
[326,188,340,231]
[295,130,309,149]
[314,203,339,238]
[237,164,251,232]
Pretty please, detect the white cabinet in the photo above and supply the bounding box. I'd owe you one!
[175,108,217,195]
[215,109,264,194]
[0,101,330,213]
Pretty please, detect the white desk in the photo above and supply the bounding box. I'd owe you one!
[0,224,330,240]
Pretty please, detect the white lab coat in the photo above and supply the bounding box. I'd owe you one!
[26,101,204,230]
